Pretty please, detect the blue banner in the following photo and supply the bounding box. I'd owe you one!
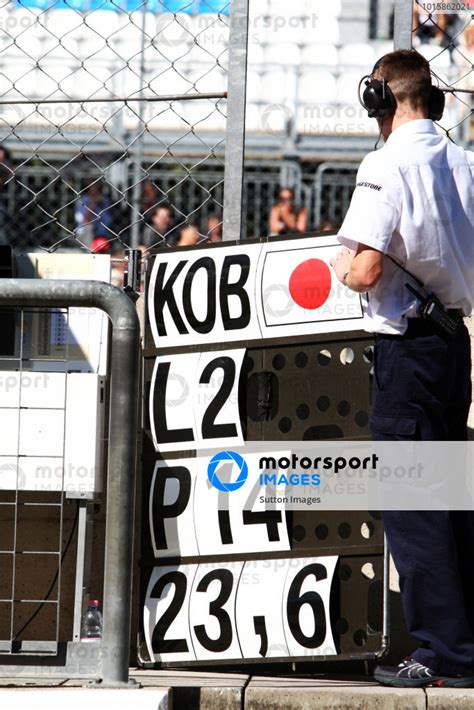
[15,0,230,13]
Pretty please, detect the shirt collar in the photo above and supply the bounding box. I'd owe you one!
[386,119,437,144]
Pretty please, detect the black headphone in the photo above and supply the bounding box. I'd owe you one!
[358,61,446,121]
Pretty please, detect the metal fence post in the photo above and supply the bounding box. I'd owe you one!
[0,279,140,687]
[393,0,413,50]
[222,0,249,242]
[129,2,148,250]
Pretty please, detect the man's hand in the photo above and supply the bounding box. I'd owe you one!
[330,247,355,284]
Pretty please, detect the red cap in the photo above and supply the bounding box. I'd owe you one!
[88,599,100,607]
[91,237,110,254]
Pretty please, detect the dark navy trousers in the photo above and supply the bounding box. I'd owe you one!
[370,320,474,674]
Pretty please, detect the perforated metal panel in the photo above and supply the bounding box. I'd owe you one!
[331,554,384,656]
[245,339,374,442]
[140,332,386,664]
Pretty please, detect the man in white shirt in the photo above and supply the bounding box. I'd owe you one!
[331,50,474,687]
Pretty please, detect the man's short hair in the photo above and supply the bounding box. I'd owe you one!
[373,50,433,114]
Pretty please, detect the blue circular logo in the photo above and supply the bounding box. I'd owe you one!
[207,451,248,493]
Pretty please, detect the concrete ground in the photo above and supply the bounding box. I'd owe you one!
[2,669,474,709]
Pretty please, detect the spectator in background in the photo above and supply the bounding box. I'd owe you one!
[412,6,462,55]
[144,203,181,248]
[440,13,463,54]
[206,214,222,243]
[75,181,113,248]
[459,24,474,81]
[141,179,159,226]
[412,5,447,44]
[459,24,474,140]
[0,145,13,246]
[91,236,110,254]
[269,187,308,236]
[177,224,200,247]
[316,219,340,232]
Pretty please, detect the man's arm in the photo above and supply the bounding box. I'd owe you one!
[330,243,383,292]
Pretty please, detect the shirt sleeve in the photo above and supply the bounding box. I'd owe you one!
[337,151,401,254]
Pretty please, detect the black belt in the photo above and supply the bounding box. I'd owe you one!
[376,312,464,340]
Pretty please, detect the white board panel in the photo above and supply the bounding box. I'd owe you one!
[149,353,200,454]
[20,372,66,409]
[189,561,243,661]
[236,559,290,659]
[193,451,290,557]
[64,373,105,494]
[0,457,19,489]
[193,349,245,450]
[16,456,63,492]
[149,351,245,454]
[282,555,338,658]
[149,452,290,559]
[0,373,104,493]
[256,236,364,338]
[0,410,19,455]
[147,244,262,349]
[19,409,65,457]
[144,564,198,664]
[143,556,339,664]
[0,372,21,408]
[149,460,199,558]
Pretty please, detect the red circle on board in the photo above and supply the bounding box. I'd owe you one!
[288,259,332,310]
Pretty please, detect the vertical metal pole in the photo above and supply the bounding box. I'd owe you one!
[100,296,140,686]
[222,0,249,242]
[130,3,148,249]
[393,0,413,50]
[72,502,89,641]
[382,533,390,654]
[369,0,378,40]
[314,163,324,228]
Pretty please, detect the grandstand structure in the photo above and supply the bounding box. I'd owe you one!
[0,0,472,248]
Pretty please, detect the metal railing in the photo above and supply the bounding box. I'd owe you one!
[0,279,140,686]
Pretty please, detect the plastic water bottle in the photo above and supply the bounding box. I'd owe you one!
[80,599,102,641]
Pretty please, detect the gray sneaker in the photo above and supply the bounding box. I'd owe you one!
[374,658,474,688]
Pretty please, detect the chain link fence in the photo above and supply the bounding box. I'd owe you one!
[0,0,231,256]
[2,1,469,262]
[0,0,399,263]
[0,157,358,251]
[409,0,473,143]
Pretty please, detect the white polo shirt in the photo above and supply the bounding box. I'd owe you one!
[338,119,474,334]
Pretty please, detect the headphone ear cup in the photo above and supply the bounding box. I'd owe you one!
[362,78,396,119]
[429,86,445,121]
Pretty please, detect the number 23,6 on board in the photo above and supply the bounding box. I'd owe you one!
[144,557,338,663]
